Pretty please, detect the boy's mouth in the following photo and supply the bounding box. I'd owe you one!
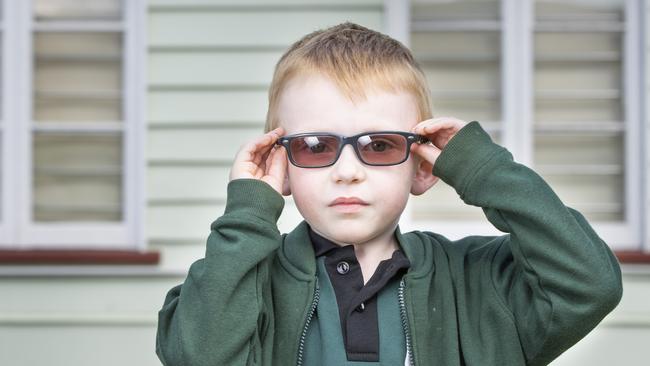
[329,197,369,206]
[329,197,369,213]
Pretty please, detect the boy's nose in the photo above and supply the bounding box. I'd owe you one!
[331,145,366,183]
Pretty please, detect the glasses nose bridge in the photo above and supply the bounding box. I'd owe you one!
[339,135,357,147]
[338,135,364,162]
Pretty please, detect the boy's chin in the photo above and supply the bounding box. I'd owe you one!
[310,223,395,246]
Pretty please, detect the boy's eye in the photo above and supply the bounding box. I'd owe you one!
[370,140,390,152]
[361,138,397,152]
[297,137,336,154]
[308,142,328,154]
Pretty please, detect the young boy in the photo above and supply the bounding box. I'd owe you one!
[156,22,622,366]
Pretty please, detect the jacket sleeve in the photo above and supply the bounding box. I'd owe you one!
[156,178,284,366]
[432,121,623,366]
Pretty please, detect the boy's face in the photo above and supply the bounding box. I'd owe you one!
[277,73,437,246]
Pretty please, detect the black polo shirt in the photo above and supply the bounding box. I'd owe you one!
[308,226,411,362]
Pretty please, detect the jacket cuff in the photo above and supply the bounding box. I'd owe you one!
[432,121,509,197]
[224,178,285,223]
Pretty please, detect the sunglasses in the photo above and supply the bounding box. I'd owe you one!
[275,131,430,168]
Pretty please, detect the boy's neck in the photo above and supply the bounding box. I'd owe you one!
[311,225,401,284]
[351,228,400,285]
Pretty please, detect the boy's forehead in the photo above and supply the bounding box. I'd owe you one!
[287,118,415,135]
[278,75,419,134]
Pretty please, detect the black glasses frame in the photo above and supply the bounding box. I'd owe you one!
[275,130,430,168]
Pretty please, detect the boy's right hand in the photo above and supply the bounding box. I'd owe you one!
[229,127,288,195]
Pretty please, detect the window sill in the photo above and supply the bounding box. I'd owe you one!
[615,251,650,264]
[0,250,646,265]
[0,249,160,265]
[0,250,647,278]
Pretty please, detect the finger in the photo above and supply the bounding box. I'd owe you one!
[413,120,458,135]
[424,121,457,134]
[263,127,285,144]
[248,127,284,152]
[231,128,285,181]
[261,148,287,195]
[252,151,263,166]
[410,141,442,167]
[257,127,284,150]
[240,127,284,165]
[434,129,456,144]
[266,147,288,186]
[411,118,433,133]
[262,145,278,172]
[254,143,273,166]
[248,134,281,163]
[234,140,262,166]
[412,116,464,131]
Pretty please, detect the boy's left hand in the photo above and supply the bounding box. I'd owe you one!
[410,117,468,174]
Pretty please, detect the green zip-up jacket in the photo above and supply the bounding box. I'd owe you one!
[156,121,623,366]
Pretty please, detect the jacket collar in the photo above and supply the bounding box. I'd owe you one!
[278,220,435,281]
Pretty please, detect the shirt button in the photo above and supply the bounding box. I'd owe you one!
[336,261,350,275]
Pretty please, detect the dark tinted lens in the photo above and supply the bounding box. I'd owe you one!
[356,133,408,165]
[289,135,340,167]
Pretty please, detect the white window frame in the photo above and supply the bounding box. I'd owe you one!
[0,0,19,246]
[0,0,146,250]
[386,0,645,251]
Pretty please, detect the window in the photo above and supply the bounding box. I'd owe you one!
[0,0,146,249]
[389,0,643,250]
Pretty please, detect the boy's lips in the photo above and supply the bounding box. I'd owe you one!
[329,197,369,214]
[329,197,369,206]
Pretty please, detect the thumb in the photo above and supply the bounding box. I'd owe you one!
[263,147,287,194]
[411,143,442,173]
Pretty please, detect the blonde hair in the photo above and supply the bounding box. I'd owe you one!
[264,22,432,132]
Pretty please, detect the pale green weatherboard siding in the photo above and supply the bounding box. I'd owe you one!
[0,1,649,366]
[146,0,383,272]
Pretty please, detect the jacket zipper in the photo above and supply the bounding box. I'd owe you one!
[399,278,416,366]
[296,277,320,366]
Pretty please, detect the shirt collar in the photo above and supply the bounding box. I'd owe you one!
[280,221,434,280]
[307,224,408,263]
[308,225,342,257]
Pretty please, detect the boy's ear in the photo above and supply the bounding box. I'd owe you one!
[411,157,439,195]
